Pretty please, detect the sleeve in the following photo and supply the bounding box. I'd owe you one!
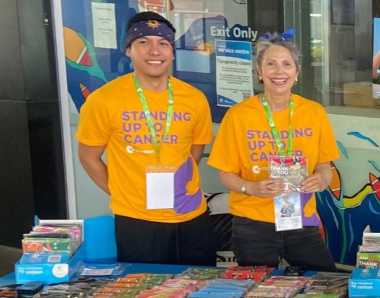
[76,91,112,146]
[192,92,213,145]
[207,109,241,174]
[317,107,340,163]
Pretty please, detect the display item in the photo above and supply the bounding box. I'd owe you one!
[270,155,307,192]
[274,192,302,231]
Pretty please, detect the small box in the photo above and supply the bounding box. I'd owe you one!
[349,268,380,297]
[357,252,380,269]
[15,243,84,284]
[343,81,380,108]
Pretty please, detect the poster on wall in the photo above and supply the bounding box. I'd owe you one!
[373,17,380,99]
[91,2,117,49]
[215,39,253,107]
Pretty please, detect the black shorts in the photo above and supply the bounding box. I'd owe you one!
[232,216,336,271]
[115,212,216,266]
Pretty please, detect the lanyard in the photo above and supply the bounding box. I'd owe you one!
[260,94,295,156]
[133,73,174,158]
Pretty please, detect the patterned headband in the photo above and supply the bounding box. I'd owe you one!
[125,19,175,49]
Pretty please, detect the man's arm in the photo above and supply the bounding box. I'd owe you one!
[78,143,110,195]
[190,144,205,164]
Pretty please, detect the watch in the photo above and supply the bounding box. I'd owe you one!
[240,184,248,194]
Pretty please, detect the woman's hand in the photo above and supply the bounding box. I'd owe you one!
[247,178,286,198]
[300,163,332,193]
[300,172,327,193]
[218,171,285,198]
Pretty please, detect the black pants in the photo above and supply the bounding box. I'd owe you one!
[232,216,336,271]
[115,212,216,266]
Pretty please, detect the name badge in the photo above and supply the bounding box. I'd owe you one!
[146,165,176,210]
[274,192,302,231]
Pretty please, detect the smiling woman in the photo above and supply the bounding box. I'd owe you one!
[208,34,340,271]
[255,35,300,111]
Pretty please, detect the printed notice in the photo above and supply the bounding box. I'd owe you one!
[215,39,253,107]
[91,2,117,49]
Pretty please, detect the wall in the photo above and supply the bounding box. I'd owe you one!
[0,0,67,247]
[317,112,380,264]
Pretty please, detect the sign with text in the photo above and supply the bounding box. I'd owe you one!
[215,39,253,107]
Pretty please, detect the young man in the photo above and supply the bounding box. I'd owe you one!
[77,11,215,265]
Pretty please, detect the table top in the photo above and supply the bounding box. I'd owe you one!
[0,262,192,287]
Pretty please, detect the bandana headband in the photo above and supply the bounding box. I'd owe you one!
[125,19,175,49]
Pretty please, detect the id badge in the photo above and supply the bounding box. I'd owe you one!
[269,155,307,192]
[274,192,302,231]
[146,165,176,210]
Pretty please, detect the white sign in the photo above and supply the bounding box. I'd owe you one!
[215,39,253,107]
[146,172,174,209]
[91,2,117,49]
[210,26,258,41]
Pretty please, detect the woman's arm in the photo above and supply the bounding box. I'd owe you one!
[219,171,285,198]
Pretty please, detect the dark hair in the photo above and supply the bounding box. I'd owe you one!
[256,33,300,73]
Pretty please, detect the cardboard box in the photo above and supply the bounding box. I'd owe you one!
[349,268,380,297]
[343,82,380,108]
[357,252,380,269]
[14,215,117,284]
[15,246,84,284]
[15,245,84,284]
[15,219,84,284]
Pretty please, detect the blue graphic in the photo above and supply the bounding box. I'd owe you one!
[337,140,349,159]
[347,131,379,148]
[369,160,380,173]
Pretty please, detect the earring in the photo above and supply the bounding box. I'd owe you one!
[258,76,263,83]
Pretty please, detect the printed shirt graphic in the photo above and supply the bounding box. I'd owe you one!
[208,94,339,224]
[77,74,212,223]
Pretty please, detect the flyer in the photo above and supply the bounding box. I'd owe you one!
[215,39,253,107]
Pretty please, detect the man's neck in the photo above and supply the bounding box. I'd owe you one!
[134,72,169,92]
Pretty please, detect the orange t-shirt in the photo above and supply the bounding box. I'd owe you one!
[77,74,212,223]
[208,94,339,223]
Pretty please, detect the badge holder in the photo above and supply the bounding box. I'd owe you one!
[145,165,177,210]
[274,192,302,231]
[270,155,307,231]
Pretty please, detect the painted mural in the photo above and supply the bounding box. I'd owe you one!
[317,132,380,265]
[62,0,241,122]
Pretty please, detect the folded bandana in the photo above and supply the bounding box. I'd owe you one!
[125,11,175,49]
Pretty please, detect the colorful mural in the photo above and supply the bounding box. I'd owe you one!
[317,132,380,265]
[62,0,137,110]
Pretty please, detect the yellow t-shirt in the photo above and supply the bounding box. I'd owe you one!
[208,94,339,224]
[77,74,212,223]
